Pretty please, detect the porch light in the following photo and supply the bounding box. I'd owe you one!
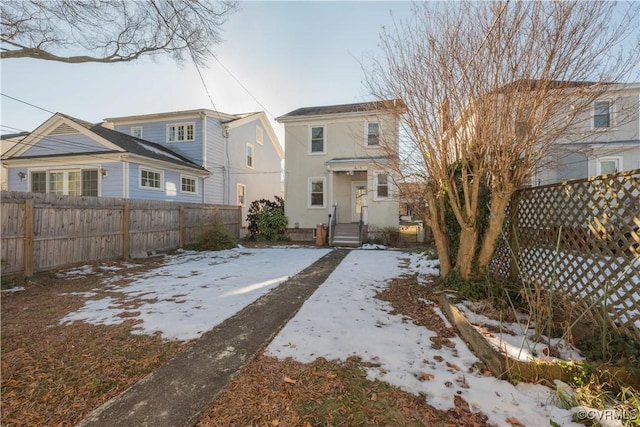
[101,168,108,178]
[17,171,26,181]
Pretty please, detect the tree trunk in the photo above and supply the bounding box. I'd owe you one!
[477,190,514,272]
[456,224,478,280]
[426,195,452,277]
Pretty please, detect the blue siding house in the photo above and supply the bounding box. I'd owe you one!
[2,110,284,221]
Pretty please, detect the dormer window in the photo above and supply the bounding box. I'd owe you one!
[367,122,380,146]
[593,101,611,128]
[131,126,143,138]
[167,123,195,142]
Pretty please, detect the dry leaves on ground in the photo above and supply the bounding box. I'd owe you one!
[1,260,189,427]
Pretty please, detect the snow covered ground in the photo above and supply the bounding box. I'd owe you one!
[59,247,331,340]
[267,249,583,427]
[54,246,592,426]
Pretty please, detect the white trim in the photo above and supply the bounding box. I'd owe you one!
[308,124,326,155]
[308,176,326,208]
[166,122,196,143]
[27,166,102,196]
[201,113,207,169]
[130,126,143,138]
[237,183,246,207]
[596,156,623,175]
[123,161,129,198]
[105,109,237,124]
[256,126,264,145]
[365,120,381,147]
[246,143,254,169]
[139,166,164,191]
[179,174,198,194]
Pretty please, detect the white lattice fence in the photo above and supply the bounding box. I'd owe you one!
[489,169,640,338]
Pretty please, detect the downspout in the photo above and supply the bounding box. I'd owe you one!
[223,124,230,205]
[201,113,207,204]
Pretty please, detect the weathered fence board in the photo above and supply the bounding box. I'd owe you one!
[489,169,640,339]
[0,192,241,276]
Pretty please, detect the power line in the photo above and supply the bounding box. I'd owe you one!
[1,92,55,115]
[211,56,278,121]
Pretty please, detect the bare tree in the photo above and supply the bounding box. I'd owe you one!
[1,0,237,65]
[367,1,639,279]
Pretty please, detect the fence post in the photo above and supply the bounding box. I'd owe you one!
[179,205,184,247]
[122,202,130,259]
[23,199,34,277]
[508,192,520,281]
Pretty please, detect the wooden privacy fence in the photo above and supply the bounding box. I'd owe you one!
[489,169,640,338]
[1,192,241,276]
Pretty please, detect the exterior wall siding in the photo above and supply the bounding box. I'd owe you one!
[227,119,283,226]
[21,133,107,156]
[203,116,224,204]
[128,163,203,203]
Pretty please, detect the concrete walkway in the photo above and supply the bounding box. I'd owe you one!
[77,249,349,427]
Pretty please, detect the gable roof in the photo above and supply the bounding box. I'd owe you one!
[277,99,406,122]
[2,113,207,174]
[223,111,284,160]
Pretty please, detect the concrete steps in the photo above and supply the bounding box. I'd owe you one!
[331,223,361,247]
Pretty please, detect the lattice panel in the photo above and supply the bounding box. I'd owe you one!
[489,169,640,339]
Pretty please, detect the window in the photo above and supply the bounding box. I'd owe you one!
[256,126,264,145]
[131,127,143,138]
[597,158,621,175]
[309,177,325,208]
[375,173,389,199]
[49,171,64,195]
[140,168,162,190]
[246,143,254,168]
[593,101,611,128]
[67,171,81,195]
[82,170,99,197]
[367,122,380,146]
[167,123,195,142]
[180,175,197,194]
[32,169,98,196]
[237,183,246,206]
[309,126,325,154]
[30,171,46,193]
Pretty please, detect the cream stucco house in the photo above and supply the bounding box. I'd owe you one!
[277,100,405,246]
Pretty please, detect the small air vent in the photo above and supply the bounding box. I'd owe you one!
[50,123,79,135]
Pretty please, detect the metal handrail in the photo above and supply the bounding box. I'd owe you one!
[328,203,337,245]
[359,205,368,246]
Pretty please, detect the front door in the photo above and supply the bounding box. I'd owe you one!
[352,181,367,222]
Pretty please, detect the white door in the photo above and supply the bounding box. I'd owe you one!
[352,181,367,222]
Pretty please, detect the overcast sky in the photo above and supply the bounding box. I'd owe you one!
[0,1,415,144]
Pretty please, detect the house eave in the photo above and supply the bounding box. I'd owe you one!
[104,109,238,125]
